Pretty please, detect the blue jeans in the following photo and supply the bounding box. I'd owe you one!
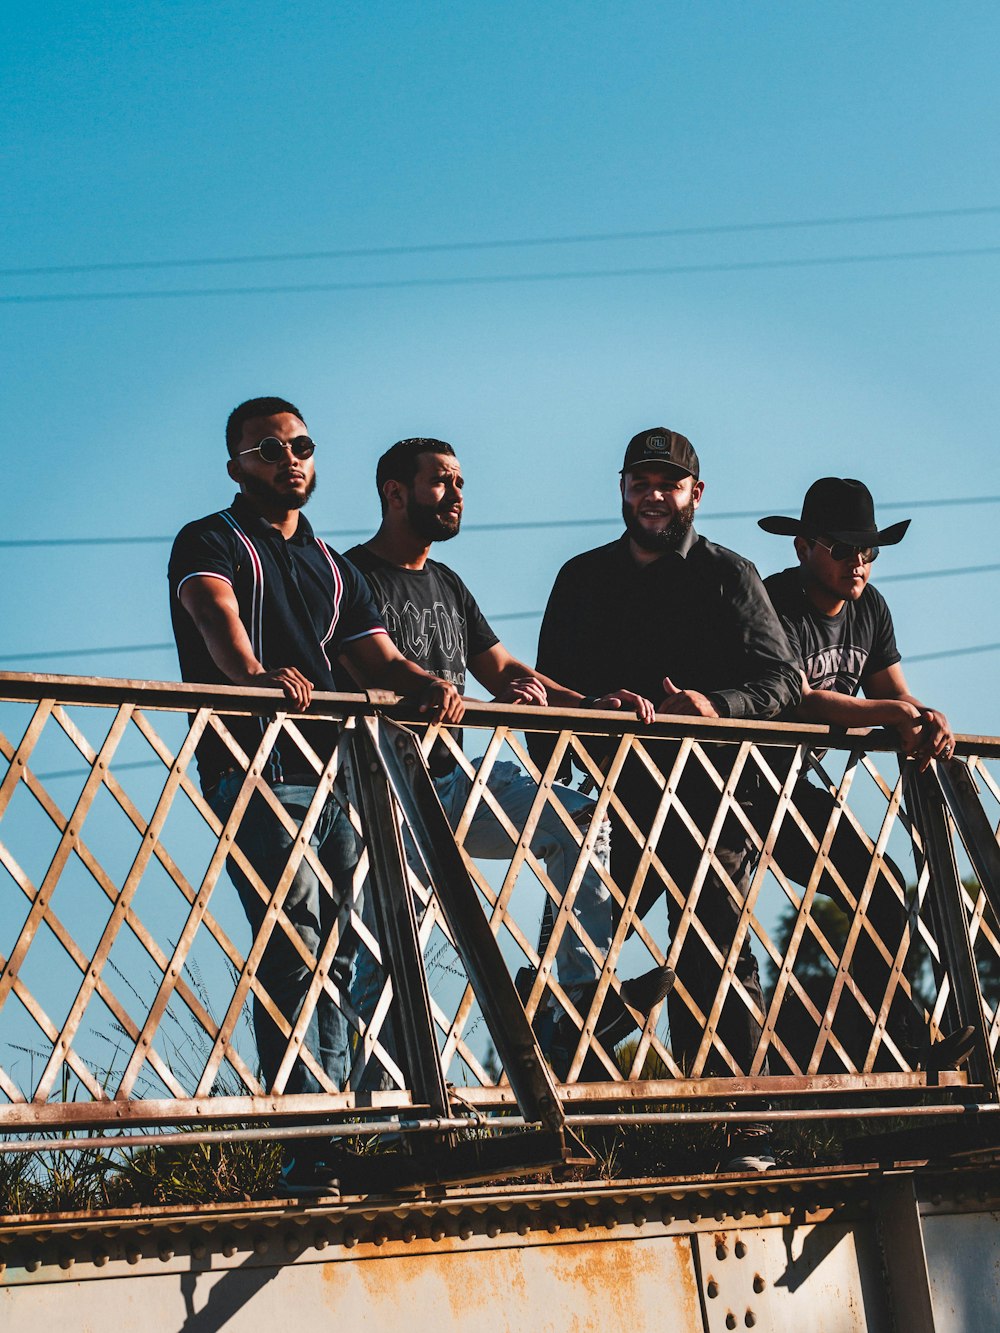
[352,757,613,1077]
[210,773,360,1095]
[435,760,612,988]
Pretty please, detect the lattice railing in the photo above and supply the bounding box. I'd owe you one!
[1,672,998,1145]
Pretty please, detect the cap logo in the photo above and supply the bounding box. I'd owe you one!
[647,435,668,452]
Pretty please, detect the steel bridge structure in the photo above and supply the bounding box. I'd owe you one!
[1,671,1000,1329]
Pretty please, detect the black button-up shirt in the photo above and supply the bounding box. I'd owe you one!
[536,529,800,719]
[169,493,385,787]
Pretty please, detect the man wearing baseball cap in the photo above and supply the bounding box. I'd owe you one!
[758,477,972,1072]
[535,427,801,1167]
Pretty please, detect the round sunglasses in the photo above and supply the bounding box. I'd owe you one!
[237,436,316,464]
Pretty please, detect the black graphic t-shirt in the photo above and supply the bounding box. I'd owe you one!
[764,565,900,700]
[342,544,499,771]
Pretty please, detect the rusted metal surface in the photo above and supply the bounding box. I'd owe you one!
[1,672,999,1163]
[2,1166,1000,1330]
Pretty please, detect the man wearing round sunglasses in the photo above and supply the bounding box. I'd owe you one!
[757,477,970,1075]
[168,397,463,1196]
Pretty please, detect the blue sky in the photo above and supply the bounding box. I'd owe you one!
[3,1,999,734]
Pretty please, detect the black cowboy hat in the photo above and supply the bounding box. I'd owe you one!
[758,477,910,546]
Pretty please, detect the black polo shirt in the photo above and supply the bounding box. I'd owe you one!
[168,493,385,788]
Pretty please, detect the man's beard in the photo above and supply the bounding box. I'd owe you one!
[241,471,316,511]
[622,496,697,552]
[406,493,461,543]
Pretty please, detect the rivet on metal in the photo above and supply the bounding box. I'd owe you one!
[745,1312,757,1328]
[707,1280,719,1299]
[735,1240,747,1259]
[158,1247,173,1263]
[716,1241,728,1261]
[753,1275,765,1294]
[726,1313,737,1330]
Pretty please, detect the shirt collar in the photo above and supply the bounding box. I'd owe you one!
[617,524,699,566]
[230,492,316,544]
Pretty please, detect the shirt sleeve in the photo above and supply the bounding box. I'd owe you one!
[333,554,389,644]
[458,578,499,658]
[860,588,901,681]
[707,559,803,720]
[168,519,236,601]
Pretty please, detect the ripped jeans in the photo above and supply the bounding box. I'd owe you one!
[352,758,613,1080]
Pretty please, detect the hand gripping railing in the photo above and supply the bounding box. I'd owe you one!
[0,671,998,1174]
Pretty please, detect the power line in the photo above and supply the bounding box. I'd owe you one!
[908,642,1000,664]
[2,496,999,551]
[3,243,1000,306]
[5,204,998,278]
[878,562,1000,583]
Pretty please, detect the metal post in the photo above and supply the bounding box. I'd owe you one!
[904,765,997,1098]
[875,1172,937,1333]
[348,723,453,1120]
[358,715,589,1165]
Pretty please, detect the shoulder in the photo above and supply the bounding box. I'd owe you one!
[763,566,806,613]
[553,539,623,581]
[423,555,476,599]
[860,581,893,615]
[685,533,766,594]
[169,509,241,566]
[689,533,754,572]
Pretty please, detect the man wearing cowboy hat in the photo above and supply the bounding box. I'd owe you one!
[758,476,971,1073]
[759,477,953,763]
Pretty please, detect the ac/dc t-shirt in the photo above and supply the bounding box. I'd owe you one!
[763,565,900,700]
[342,544,499,773]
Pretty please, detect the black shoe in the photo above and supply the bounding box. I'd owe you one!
[559,964,675,1053]
[928,1025,977,1072]
[277,1153,343,1198]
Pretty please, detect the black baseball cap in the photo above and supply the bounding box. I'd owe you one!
[621,427,700,480]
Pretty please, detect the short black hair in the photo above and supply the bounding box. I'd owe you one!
[375,437,456,510]
[226,397,305,457]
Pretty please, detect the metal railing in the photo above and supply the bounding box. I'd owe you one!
[1,672,999,1174]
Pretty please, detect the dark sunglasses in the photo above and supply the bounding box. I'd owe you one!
[236,436,316,463]
[812,538,879,565]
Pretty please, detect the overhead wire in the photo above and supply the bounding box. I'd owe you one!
[4,243,1000,305]
[4,203,999,279]
[2,495,998,551]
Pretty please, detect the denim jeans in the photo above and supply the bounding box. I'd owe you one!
[209,773,360,1095]
[351,757,613,1086]
[435,759,612,988]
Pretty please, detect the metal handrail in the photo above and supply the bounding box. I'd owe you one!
[0,672,997,1167]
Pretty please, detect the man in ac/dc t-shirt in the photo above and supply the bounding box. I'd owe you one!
[342,437,672,1077]
[758,476,971,1071]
